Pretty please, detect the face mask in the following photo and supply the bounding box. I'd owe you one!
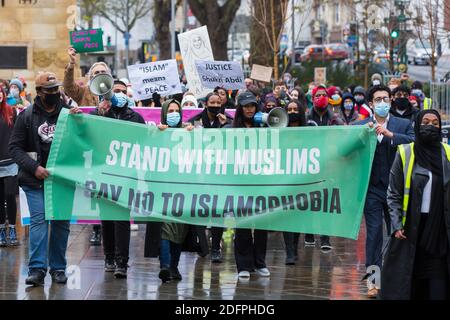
[288,113,301,124]
[374,102,390,117]
[355,96,365,104]
[419,124,441,143]
[279,90,287,99]
[313,96,328,109]
[10,88,19,98]
[166,112,181,127]
[394,97,409,111]
[411,89,424,100]
[332,94,340,101]
[127,97,136,107]
[207,107,221,115]
[114,92,128,108]
[43,93,60,106]
[372,80,381,86]
[344,102,354,110]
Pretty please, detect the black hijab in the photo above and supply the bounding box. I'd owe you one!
[414,109,442,175]
[414,110,447,257]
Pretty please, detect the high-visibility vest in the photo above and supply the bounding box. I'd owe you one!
[423,97,432,110]
[398,142,450,226]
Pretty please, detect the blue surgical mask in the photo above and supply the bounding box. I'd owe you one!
[166,112,181,127]
[114,92,128,108]
[355,96,365,104]
[344,102,353,110]
[332,94,340,101]
[374,102,390,117]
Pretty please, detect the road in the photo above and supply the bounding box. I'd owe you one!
[406,54,450,82]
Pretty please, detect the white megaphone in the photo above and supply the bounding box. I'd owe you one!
[89,73,118,106]
[253,107,289,128]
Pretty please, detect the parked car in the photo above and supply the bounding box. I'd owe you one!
[324,43,350,60]
[301,45,326,62]
[407,39,438,65]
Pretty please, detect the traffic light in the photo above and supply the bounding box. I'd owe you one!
[390,30,399,39]
[107,36,112,46]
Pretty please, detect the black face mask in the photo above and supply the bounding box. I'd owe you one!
[207,107,221,115]
[43,93,60,106]
[288,113,301,124]
[419,125,441,143]
[394,97,410,111]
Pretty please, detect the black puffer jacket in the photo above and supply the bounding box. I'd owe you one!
[89,106,145,124]
[0,111,16,167]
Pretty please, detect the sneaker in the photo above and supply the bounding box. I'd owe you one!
[25,269,46,286]
[89,230,101,246]
[0,226,7,247]
[114,266,127,279]
[104,258,116,272]
[169,267,182,281]
[159,268,171,283]
[211,249,223,263]
[320,239,333,252]
[50,270,68,284]
[130,224,139,231]
[238,270,250,278]
[304,234,316,246]
[256,267,270,277]
[8,225,19,246]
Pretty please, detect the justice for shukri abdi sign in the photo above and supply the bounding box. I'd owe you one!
[195,60,245,90]
[127,59,182,100]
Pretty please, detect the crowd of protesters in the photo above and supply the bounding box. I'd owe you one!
[0,47,449,300]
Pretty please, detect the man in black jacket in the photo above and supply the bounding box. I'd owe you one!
[9,72,80,286]
[90,79,145,279]
[389,85,420,123]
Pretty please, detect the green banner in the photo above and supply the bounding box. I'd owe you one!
[45,109,377,239]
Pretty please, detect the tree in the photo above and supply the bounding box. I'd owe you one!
[153,0,172,60]
[250,0,289,80]
[79,0,100,29]
[410,0,443,81]
[187,0,242,60]
[89,0,153,66]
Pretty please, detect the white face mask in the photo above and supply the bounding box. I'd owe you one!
[372,80,381,86]
[10,88,20,98]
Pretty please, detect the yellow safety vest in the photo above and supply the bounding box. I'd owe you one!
[398,142,450,226]
[423,97,432,110]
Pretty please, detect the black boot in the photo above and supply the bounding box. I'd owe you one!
[25,269,46,286]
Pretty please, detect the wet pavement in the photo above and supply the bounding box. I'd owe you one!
[0,223,370,300]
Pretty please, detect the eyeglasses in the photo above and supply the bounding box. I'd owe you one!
[373,97,391,103]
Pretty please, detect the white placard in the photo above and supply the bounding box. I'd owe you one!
[127,59,182,100]
[250,64,273,83]
[178,26,215,98]
[195,60,245,90]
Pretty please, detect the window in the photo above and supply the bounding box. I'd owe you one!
[335,3,340,24]
[0,46,27,69]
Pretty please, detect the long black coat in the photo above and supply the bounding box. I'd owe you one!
[381,147,450,299]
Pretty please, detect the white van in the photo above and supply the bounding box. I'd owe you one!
[407,39,437,65]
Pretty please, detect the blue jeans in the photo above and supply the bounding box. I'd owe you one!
[159,239,182,269]
[22,186,70,273]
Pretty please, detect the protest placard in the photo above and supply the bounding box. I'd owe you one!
[178,26,214,98]
[127,59,182,100]
[314,67,327,84]
[195,60,245,90]
[250,64,273,83]
[70,28,104,53]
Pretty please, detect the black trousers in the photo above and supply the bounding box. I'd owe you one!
[101,220,130,263]
[283,232,299,258]
[211,227,224,251]
[234,229,267,272]
[411,277,449,300]
[0,177,17,225]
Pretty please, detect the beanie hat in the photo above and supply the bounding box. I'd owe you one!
[9,78,23,92]
[181,94,198,108]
